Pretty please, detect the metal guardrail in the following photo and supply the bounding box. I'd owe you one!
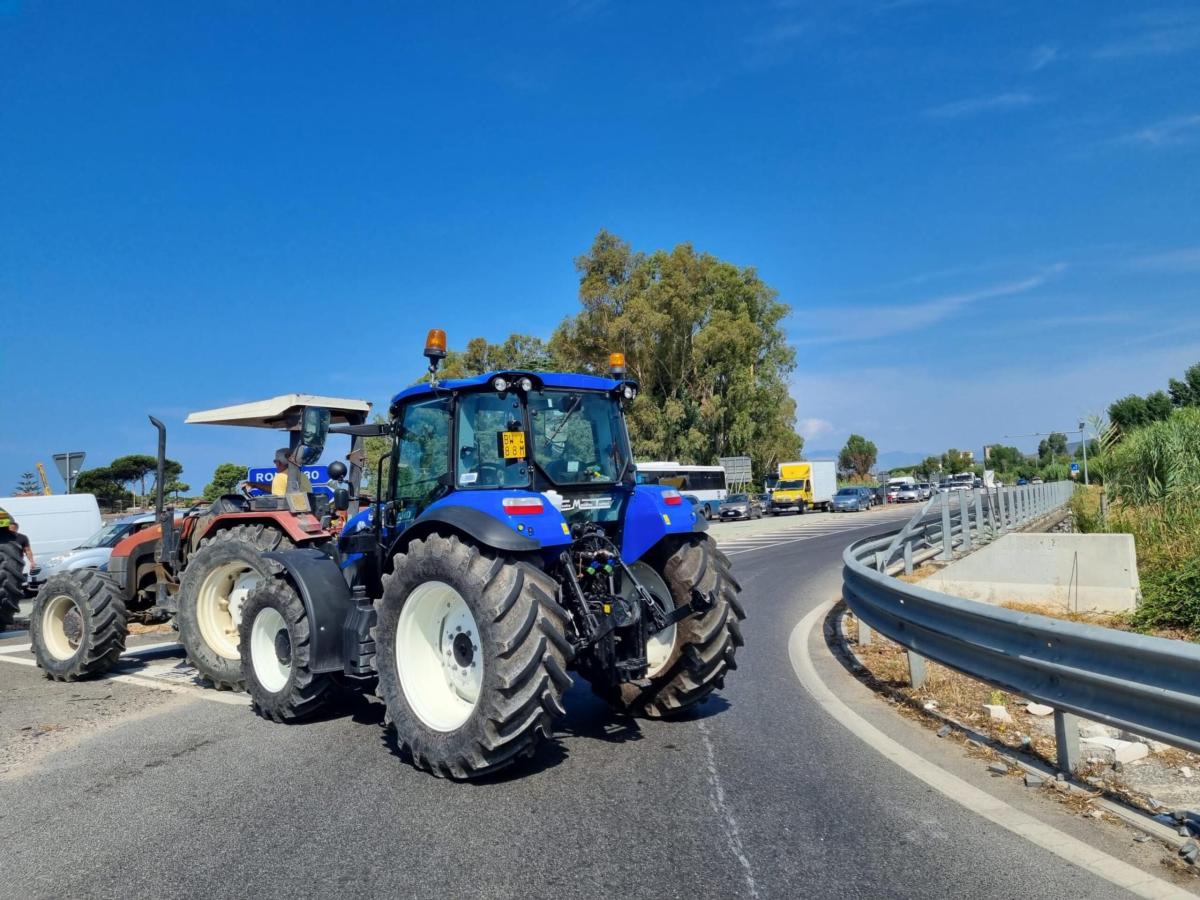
[843,481,1200,771]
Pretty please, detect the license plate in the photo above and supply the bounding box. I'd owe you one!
[500,431,526,459]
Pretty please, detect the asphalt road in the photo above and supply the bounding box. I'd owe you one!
[0,508,1182,898]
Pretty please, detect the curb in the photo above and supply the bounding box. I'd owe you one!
[831,602,1192,857]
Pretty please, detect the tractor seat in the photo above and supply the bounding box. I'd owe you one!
[209,494,250,516]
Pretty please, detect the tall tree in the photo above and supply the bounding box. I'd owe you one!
[14,472,40,494]
[1168,363,1200,408]
[74,467,133,509]
[1108,394,1150,431]
[203,463,247,501]
[942,449,970,473]
[1145,390,1174,422]
[549,230,803,484]
[838,434,877,479]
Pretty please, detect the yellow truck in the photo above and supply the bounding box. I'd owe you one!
[769,460,836,515]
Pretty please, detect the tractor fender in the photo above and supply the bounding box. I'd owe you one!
[260,547,355,674]
[386,503,542,562]
[620,485,704,565]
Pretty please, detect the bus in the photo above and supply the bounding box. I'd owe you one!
[634,461,728,520]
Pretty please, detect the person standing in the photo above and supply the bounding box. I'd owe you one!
[8,518,35,573]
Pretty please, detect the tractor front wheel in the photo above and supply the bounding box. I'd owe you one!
[239,578,333,722]
[598,535,744,718]
[374,534,573,779]
[30,571,128,680]
[177,525,293,691]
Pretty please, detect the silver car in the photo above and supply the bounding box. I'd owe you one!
[30,513,156,587]
[895,484,922,503]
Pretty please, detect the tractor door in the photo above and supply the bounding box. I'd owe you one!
[391,396,453,532]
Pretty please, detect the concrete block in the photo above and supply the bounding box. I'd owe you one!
[1026,703,1054,717]
[1079,736,1150,765]
[984,704,1013,723]
[1081,722,1120,739]
[920,532,1140,612]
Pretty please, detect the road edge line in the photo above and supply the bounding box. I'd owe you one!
[788,600,1195,900]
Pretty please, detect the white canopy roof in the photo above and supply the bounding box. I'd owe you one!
[185,394,372,429]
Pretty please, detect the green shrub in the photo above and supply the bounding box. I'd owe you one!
[1102,408,1200,505]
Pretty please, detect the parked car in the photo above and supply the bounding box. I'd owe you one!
[870,486,886,506]
[1031,477,1044,485]
[833,487,872,512]
[719,493,764,520]
[895,484,922,503]
[29,512,160,589]
[916,482,933,500]
[886,484,902,503]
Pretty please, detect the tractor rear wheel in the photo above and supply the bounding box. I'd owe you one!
[0,533,22,631]
[30,571,128,680]
[374,534,573,779]
[177,524,293,691]
[597,535,744,718]
[239,578,333,722]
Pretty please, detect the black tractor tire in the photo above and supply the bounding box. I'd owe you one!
[30,571,128,680]
[177,524,293,691]
[0,532,22,631]
[597,535,744,718]
[239,578,333,722]
[374,534,573,780]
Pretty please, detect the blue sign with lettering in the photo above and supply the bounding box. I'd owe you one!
[245,465,334,498]
[1070,462,1080,474]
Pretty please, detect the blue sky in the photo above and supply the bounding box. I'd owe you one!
[2,1,1198,491]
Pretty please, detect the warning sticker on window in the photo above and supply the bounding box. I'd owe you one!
[500,431,526,459]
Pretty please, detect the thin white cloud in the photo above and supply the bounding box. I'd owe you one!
[1093,11,1200,60]
[924,92,1040,119]
[1116,114,1200,148]
[1131,246,1200,272]
[798,417,834,440]
[799,265,1065,345]
[1029,44,1059,71]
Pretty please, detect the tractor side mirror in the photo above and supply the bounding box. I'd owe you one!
[296,406,331,464]
[334,487,350,512]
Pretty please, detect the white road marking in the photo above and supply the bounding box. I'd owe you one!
[698,718,760,899]
[0,641,247,706]
[788,601,1194,900]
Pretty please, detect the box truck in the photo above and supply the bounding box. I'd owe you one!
[768,460,836,515]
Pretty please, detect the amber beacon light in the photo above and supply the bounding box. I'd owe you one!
[609,352,626,376]
[424,328,448,361]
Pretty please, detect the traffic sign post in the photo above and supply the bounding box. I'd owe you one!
[719,456,753,491]
[53,451,86,493]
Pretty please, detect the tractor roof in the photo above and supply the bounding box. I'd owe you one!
[390,371,621,408]
[185,394,372,429]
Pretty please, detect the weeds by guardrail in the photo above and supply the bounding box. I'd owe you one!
[843,481,1200,773]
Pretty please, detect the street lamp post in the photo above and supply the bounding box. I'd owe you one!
[1078,421,1089,486]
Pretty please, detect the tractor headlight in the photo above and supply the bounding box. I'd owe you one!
[492,376,508,392]
[622,385,635,400]
[519,377,533,392]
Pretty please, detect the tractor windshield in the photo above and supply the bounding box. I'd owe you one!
[528,389,630,486]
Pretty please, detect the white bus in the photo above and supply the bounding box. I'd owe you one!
[634,462,728,520]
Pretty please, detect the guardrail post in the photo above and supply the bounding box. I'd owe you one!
[959,490,972,550]
[903,540,913,575]
[907,651,927,688]
[939,492,953,560]
[974,490,984,540]
[1054,710,1081,774]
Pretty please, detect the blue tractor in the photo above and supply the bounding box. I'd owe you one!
[237,331,745,778]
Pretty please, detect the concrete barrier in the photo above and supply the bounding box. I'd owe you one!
[920,533,1140,612]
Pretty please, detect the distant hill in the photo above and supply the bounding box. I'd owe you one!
[806,449,931,472]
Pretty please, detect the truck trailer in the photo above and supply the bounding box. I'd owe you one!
[768,460,836,515]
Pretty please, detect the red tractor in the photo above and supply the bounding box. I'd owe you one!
[30,394,372,689]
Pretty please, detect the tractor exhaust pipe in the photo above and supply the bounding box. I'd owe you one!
[149,416,167,519]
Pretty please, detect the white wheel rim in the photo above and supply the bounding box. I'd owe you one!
[396,581,483,732]
[197,562,260,660]
[42,593,82,661]
[250,606,290,693]
[623,562,677,679]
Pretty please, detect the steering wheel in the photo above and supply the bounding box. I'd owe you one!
[476,463,504,486]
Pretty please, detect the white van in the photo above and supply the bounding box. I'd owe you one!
[0,494,103,572]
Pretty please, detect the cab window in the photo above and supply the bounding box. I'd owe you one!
[392,397,452,524]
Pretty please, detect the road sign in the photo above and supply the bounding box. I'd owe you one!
[719,456,753,483]
[52,451,86,493]
[1070,462,1080,476]
[246,465,334,498]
